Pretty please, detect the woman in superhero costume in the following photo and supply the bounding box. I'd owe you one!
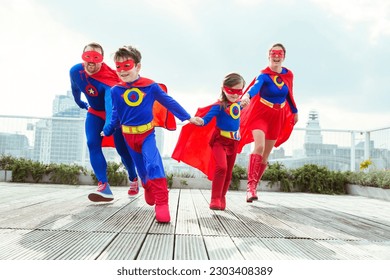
[239,43,299,202]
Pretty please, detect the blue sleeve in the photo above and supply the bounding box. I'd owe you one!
[103,85,113,130]
[153,84,191,121]
[286,95,298,113]
[103,87,120,136]
[247,74,265,98]
[70,71,89,110]
[202,105,221,126]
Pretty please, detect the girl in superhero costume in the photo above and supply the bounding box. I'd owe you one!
[69,42,139,202]
[172,73,246,210]
[239,43,299,202]
[102,45,199,223]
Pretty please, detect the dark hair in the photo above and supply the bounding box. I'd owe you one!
[269,43,286,56]
[220,72,245,108]
[83,42,104,56]
[114,45,142,64]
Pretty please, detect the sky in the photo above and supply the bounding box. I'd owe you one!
[1,0,389,131]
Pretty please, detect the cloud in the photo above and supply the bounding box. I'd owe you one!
[0,0,88,116]
[310,0,390,43]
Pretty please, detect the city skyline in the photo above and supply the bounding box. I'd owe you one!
[1,104,389,176]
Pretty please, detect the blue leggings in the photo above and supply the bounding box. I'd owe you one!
[85,113,137,183]
[123,130,165,186]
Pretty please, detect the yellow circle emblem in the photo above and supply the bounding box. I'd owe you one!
[229,103,240,119]
[273,75,284,89]
[123,88,144,106]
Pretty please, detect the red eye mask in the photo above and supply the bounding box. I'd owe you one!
[115,60,135,72]
[82,51,103,63]
[269,50,285,58]
[223,86,242,95]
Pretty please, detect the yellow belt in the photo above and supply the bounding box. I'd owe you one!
[260,97,286,109]
[220,130,240,140]
[122,122,153,134]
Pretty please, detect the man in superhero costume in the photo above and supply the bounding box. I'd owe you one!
[172,73,246,211]
[69,42,139,202]
[102,45,199,223]
[239,43,298,202]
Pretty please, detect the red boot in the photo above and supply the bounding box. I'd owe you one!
[220,172,233,210]
[142,181,155,206]
[149,178,170,223]
[210,182,223,210]
[246,154,265,202]
[209,170,225,210]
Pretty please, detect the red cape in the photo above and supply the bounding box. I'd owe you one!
[90,63,119,87]
[172,102,219,180]
[238,67,297,153]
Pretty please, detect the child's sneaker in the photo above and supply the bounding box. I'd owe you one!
[88,182,114,202]
[128,178,139,196]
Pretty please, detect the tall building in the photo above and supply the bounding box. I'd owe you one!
[50,91,121,167]
[52,91,78,115]
[32,92,88,165]
[32,119,51,163]
[304,110,323,144]
[0,132,30,158]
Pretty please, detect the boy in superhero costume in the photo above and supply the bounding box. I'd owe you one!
[172,73,246,210]
[239,43,298,202]
[69,42,139,202]
[102,45,199,223]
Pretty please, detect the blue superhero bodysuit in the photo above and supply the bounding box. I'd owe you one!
[246,68,297,113]
[104,76,191,223]
[202,102,241,131]
[69,63,137,184]
[104,77,190,184]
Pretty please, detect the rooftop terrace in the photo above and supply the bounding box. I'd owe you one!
[1,182,389,261]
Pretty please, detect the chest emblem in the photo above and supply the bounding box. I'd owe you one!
[85,84,98,97]
[123,88,145,106]
[227,103,240,119]
[271,75,285,90]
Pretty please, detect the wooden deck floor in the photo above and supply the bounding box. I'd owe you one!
[1,182,390,260]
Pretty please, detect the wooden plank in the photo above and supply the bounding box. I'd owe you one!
[260,238,312,260]
[316,239,376,260]
[193,190,229,236]
[174,235,208,260]
[97,233,146,260]
[175,189,202,235]
[232,237,280,260]
[203,236,244,260]
[136,234,174,260]
[54,232,116,260]
[228,193,311,238]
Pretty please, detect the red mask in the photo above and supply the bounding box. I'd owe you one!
[82,51,103,63]
[115,60,135,72]
[269,50,285,58]
[223,86,242,95]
